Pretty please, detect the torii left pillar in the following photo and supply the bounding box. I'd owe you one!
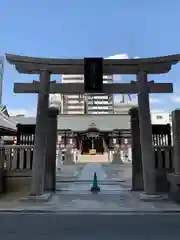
[30,71,50,196]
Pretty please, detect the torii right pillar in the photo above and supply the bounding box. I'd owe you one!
[137,71,156,198]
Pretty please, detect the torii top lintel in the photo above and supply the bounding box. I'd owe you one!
[5,53,180,75]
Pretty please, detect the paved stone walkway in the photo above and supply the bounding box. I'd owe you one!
[0,163,179,213]
[60,182,127,194]
[103,163,132,180]
[58,163,128,193]
[0,191,179,212]
[56,164,84,182]
[78,163,107,181]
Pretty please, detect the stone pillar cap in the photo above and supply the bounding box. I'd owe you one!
[48,106,59,117]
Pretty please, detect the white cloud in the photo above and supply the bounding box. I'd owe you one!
[106,53,129,60]
[8,108,36,117]
[171,95,180,103]
[106,53,129,81]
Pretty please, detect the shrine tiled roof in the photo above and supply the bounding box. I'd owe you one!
[10,114,130,131]
[0,112,17,131]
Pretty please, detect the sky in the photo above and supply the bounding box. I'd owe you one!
[1,0,180,116]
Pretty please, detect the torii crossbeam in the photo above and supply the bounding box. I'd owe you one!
[14,81,173,94]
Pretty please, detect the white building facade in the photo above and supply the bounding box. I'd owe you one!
[151,112,171,125]
[61,75,85,114]
[52,74,114,115]
[86,75,114,114]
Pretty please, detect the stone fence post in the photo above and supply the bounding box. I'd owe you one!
[112,145,123,164]
[0,138,5,193]
[168,109,180,202]
[64,145,74,165]
[129,107,143,190]
[44,107,59,192]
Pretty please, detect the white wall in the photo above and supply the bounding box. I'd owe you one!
[151,112,171,125]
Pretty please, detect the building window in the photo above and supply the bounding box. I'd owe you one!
[156,115,163,119]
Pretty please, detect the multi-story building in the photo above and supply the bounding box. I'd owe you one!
[86,75,114,114]
[59,74,114,114]
[151,112,171,125]
[61,75,85,114]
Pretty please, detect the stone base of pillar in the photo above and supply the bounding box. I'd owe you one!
[132,174,144,191]
[167,173,180,184]
[20,193,52,202]
[167,173,180,203]
[140,192,168,202]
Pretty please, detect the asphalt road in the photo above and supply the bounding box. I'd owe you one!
[0,212,180,239]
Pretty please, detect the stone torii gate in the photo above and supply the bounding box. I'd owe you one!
[6,53,180,199]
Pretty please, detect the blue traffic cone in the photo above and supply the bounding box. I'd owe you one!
[90,172,100,193]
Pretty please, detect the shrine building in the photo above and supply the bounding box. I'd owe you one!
[11,111,132,155]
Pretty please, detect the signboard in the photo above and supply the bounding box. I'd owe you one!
[84,58,103,93]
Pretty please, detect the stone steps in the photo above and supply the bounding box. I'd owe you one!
[78,154,109,163]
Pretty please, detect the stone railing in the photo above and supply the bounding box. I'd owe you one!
[108,146,173,167]
[0,145,79,171]
[0,145,34,171]
[0,145,173,170]
[56,148,80,165]
[153,146,173,192]
[109,148,132,163]
[154,146,173,170]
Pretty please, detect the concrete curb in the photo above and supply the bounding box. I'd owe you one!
[20,193,52,202]
[56,180,126,183]
[55,190,131,194]
[0,209,180,214]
